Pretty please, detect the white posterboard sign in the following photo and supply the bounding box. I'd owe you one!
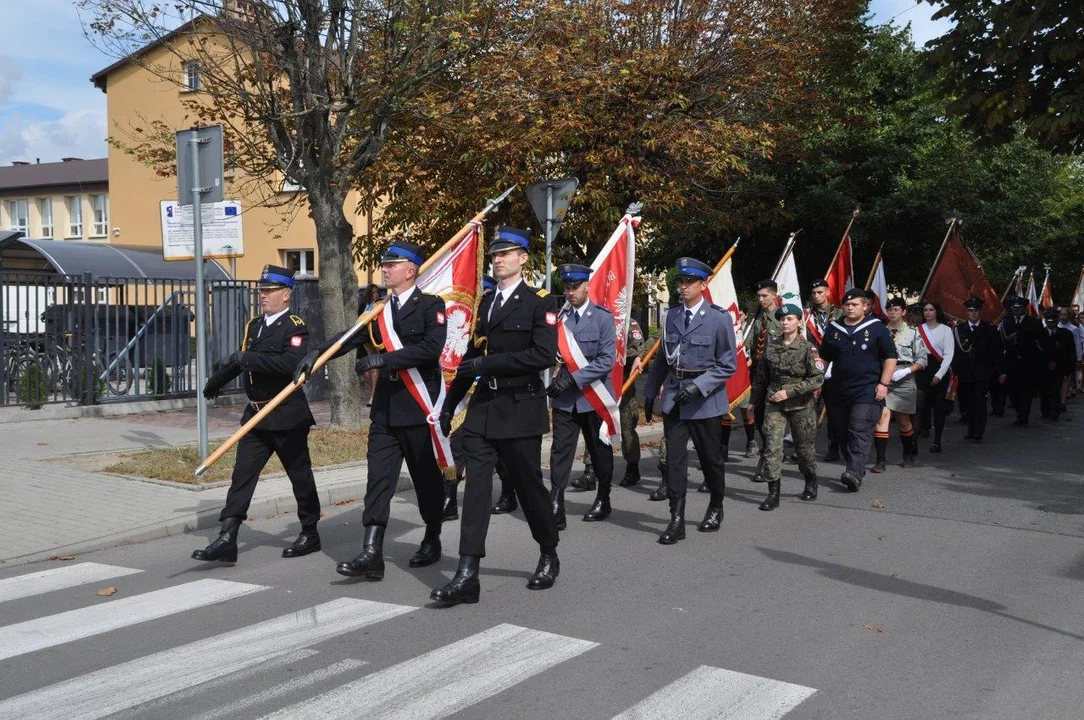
[161,200,244,260]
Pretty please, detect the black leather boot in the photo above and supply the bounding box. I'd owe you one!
[551,486,567,531]
[697,481,710,493]
[430,555,481,605]
[336,525,385,580]
[442,481,460,521]
[799,473,818,501]
[648,468,668,501]
[282,527,321,558]
[618,466,640,487]
[824,442,840,462]
[583,482,611,521]
[759,481,781,511]
[409,525,442,568]
[570,464,597,492]
[658,496,686,545]
[192,517,241,563]
[698,495,723,532]
[491,490,518,515]
[751,455,767,483]
[527,551,560,590]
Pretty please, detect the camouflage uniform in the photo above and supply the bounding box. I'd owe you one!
[619,318,646,472]
[751,334,824,485]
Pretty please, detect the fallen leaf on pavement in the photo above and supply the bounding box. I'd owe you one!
[37,442,47,446]
[96,587,117,597]
[863,624,883,633]
[50,554,76,561]
[872,499,885,509]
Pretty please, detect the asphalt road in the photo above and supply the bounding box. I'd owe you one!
[1,410,1083,719]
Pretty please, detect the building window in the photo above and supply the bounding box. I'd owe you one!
[282,249,315,276]
[7,199,28,234]
[183,61,200,91]
[67,196,83,237]
[91,194,109,237]
[39,198,53,238]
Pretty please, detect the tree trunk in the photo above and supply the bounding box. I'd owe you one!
[309,188,364,429]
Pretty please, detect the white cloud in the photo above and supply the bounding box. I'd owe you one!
[0,57,22,104]
[0,107,107,165]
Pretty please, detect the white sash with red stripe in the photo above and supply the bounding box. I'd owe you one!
[557,315,621,445]
[805,314,824,344]
[376,300,455,471]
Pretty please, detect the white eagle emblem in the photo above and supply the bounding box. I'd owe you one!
[441,301,473,368]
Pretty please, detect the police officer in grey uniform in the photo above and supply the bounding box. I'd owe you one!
[643,257,737,544]
[547,264,618,527]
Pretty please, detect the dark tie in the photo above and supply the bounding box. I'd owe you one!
[571,310,579,327]
[684,309,692,329]
[391,295,400,315]
[491,292,503,322]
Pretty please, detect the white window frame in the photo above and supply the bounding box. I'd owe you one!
[67,195,83,238]
[183,61,200,91]
[91,194,109,237]
[282,249,316,276]
[8,199,29,234]
[39,198,53,238]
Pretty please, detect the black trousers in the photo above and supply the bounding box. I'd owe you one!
[826,402,880,480]
[221,427,321,529]
[363,422,444,529]
[990,373,1008,414]
[1040,371,1065,419]
[1008,369,1037,421]
[550,408,614,491]
[662,412,726,499]
[957,376,991,439]
[459,430,559,558]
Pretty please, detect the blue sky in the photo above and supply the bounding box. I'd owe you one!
[0,1,953,168]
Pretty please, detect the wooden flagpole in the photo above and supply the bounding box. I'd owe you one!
[864,242,886,291]
[195,186,516,477]
[1001,265,1027,302]
[827,208,860,279]
[620,238,741,396]
[919,218,956,300]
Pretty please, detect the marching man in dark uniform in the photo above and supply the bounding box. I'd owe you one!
[434,227,562,605]
[819,288,897,492]
[196,266,321,563]
[951,297,1003,443]
[294,240,449,579]
[1040,308,1076,421]
[999,296,1045,425]
[643,257,737,544]
[547,263,618,527]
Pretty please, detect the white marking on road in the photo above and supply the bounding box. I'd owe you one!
[0,563,142,603]
[196,658,367,720]
[0,597,413,720]
[612,665,817,720]
[260,623,599,719]
[0,578,264,662]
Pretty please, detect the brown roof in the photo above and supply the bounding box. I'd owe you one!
[90,17,202,92]
[0,159,108,193]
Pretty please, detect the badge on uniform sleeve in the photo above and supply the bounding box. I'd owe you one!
[545,311,557,326]
[814,358,825,371]
[435,311,445,325]
[290,335,304,347]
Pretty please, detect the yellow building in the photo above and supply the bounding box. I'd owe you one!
[90,21,377,284]
[0,159,110,243]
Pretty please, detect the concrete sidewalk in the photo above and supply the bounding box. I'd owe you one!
[1,402,662,567]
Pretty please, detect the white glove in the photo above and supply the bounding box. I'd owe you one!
[823,362,833,380]
[891,368,911,383]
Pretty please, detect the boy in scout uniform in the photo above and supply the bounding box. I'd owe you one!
[643,257,738,544]
[751,303,825,510]
[743,279,782,480]
[197,265,321,563]
[547,263,618,526]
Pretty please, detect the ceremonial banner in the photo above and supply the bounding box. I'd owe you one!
[825,223,855,306]
[1026,272,1040,317]
[1073,267,1084,309]
[702,253,752,410]
[868,255,888,321]
[1040,269,1054,310]
[588,211,639,398]
[774,244,803,310]
[920,222,1003,323]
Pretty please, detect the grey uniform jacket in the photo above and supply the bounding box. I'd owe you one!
[551,300,617,414]
[644,302,737,420]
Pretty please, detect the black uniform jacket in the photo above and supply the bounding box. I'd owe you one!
[1000,314,1045,371]
[322,291,447,428]
[445,280,559,440]
[1042,326,1077,375]
[951,321,1003,382]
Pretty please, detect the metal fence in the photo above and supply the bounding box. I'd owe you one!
[1,271,259,407]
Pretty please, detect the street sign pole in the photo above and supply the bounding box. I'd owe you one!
[545,184,554,292]
[190,129,209,461]
[525,177,578,289]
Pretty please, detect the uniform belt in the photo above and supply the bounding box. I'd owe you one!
[672,368,708,380]
[482,375,537,391]
[381,368,441,382]
[249,400,271,411]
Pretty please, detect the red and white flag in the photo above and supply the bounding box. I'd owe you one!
[1026,272,1040,317]
[869,255,888,321]
[588,212,639,399]
[1039,269,1054,310]
[702,252,752,410]
[1072,266,1084,309]
[825,232,854,307]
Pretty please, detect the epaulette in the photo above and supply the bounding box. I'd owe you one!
[710,304,728,314]
[534,287,550,298]
[593,304,613,315]
[288,314,305,327]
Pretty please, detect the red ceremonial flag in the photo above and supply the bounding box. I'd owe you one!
[920,222,1003,324]
[702,250,752,410]
[825,229,855,307]
[1039,269,1054,310]
[588,211,639,399]
[1026,272,1040,317]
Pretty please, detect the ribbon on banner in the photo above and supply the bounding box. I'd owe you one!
[556,316,621,445]
[375,301,456,473]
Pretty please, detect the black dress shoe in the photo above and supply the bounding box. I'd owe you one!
[431,556,481,605]
[583,494,611,521]
[569,467,597,492]
[491,492,518,515]
[282,529,321,558]
[929,443,942,453]
[527,552,560,590]
[409,527,442,568]
[648,477,668,501]
[192,517,241,563]
[658,497,686,545]
[840,471,861,492]
[336,526,385,580]
[618,469,641,487]
[698,505,723,531]
[551,487,567,531]
[442,482,460,521]
[697,481,709,493]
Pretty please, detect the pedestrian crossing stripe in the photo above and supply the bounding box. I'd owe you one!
[0,597,413,720]
[260,623,599,720]
[612,665,817,720]
[0,563,142,604]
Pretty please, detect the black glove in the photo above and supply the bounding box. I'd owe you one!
[355,353,387,375]
[674,380,700,406]
[643,397,654,423]
[293,349,319,383]
[439,411,453,437]
[203,379,223,400]
[456,357,482,378]
[545,369,577,398]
